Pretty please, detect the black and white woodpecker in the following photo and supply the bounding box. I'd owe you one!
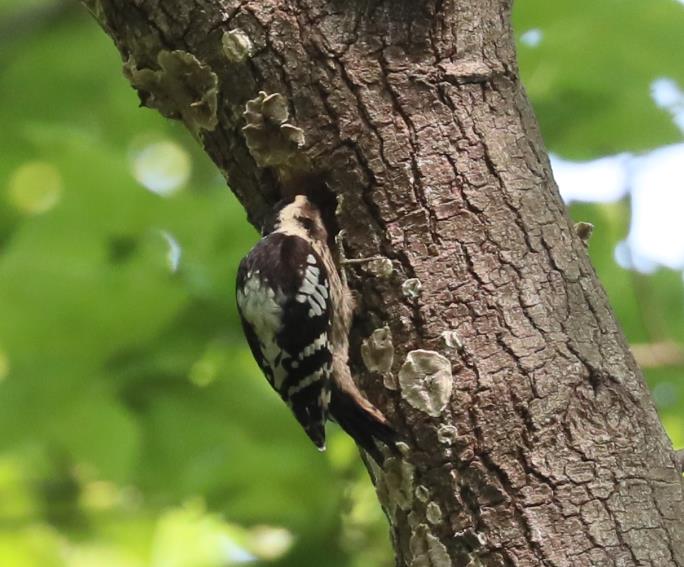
[236,195,395,463]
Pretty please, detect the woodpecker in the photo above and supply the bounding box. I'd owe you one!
[236,195,395,463]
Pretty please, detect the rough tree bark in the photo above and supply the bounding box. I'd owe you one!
[83,1,683,565]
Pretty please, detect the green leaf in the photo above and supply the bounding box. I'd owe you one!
[515,0,684,157]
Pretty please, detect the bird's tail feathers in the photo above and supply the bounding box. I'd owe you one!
[329,381,398,465]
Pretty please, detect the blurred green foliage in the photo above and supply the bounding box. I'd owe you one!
[0,1,682,566]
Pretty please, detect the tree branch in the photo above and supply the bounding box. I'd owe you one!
[83,1,684,565]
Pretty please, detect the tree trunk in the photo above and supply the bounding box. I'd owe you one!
[83,1,684,565]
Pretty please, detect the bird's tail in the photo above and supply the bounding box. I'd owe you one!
[329,372,398,465]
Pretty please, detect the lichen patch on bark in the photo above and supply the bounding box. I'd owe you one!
[425,502,443,524]
[242,91,305,168]
[398,350,452,417]
[361,326,395,375]
[222,29,253,62]
[409,524,450,567]
[123,50,218,133]
[436,424,458,445]
[402,278,423,300]
[441,330,463,351]
[376,456,415,518]
[415,484,430,503]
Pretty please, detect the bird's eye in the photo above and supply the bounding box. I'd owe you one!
[297,216,316,232]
